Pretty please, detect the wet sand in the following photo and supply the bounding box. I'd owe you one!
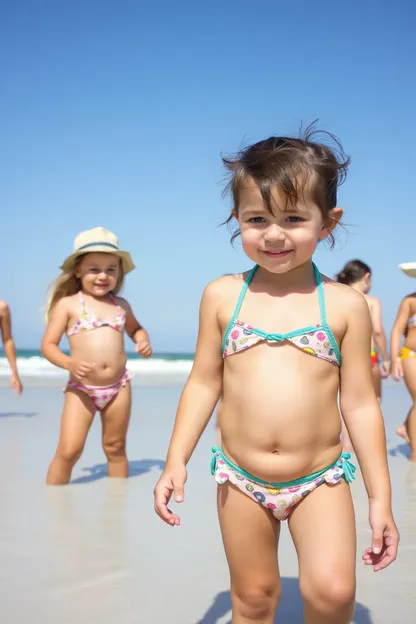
[0,379,415,623]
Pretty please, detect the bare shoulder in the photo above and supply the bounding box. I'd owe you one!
[321,274,369,315]
[0,300,10,316]
[52,295,76,315]
[113,296,131,311]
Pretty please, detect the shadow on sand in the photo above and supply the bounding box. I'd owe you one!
[70,458,165,484]
[0,412,37,418]
[389,443,411,460]
[197,580,373,624]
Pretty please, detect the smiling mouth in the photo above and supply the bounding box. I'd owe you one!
[263,250,292,257]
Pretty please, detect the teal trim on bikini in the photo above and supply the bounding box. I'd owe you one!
[313,263,342,365]
[221,262,341,365]
[211,447,356,486]
[221,265,259,354]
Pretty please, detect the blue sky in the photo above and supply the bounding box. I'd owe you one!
[1,0,416,353]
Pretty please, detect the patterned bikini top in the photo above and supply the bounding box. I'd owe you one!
[222,263,341,366]
[408,314,416,328]
[67,291,126,336]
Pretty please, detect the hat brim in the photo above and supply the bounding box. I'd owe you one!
[60,247,135,274]
[399,263,416,278]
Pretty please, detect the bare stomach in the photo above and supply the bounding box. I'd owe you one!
[68,330,128,385]
[219,348,343,482]
[404,328,416,352]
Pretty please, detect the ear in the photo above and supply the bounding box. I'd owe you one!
[319,207,343,240]
[231,209,239,220]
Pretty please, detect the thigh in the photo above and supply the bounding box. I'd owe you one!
[371,366,381,400]
[58,389,96,451]
[217,482,280,589]
[403,357,416,397]
[100,382,132,443]
[288,480,356,589]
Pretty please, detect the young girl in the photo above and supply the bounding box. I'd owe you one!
[336,260,389,451]
[336,260,390,398]
[41,227,152,485]
[0,299,23,395]
[154,129,398,623]
[390,262,416,460]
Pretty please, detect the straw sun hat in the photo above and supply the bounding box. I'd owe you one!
[60,227,135,274]
[399,263,416,278]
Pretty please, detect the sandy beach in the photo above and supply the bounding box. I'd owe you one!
[0,376,415,624]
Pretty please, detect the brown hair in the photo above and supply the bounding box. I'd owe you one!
[45,254,125,320]
[336,259,371,285]
[222,122,350,247]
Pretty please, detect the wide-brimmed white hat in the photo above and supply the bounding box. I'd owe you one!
[60,227,135,274]
[399,262,416,278]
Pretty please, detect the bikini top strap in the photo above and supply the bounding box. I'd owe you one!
[232,265,259,320]
[221,266,258,354]
[313,262,327,325]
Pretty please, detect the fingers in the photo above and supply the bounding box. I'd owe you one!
[371,526,384,555]
[136,342,152,358]
[76,361,96,380]
[172,476,185,503]
[154,482,181,526]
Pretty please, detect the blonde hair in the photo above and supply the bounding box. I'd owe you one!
[45,254,125,320]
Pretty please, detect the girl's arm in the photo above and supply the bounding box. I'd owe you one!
[339,291,399,570]
[41,299,72,369]
[41,299,96,381]
[121,298,152,358]
[0,301,23,395]
[390,298,410,381]
[370,298,389,365]
[154,281,224,525]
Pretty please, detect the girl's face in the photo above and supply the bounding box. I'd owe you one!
[75,253,121,297]
[235,178,342,274]
[362,273,372,294]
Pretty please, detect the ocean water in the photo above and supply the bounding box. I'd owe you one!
[0,349,194,378]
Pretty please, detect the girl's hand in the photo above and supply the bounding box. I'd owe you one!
[10,373,23,395]
[362,501,399,571]
[68,359,96,382]
[391,359,403,382]
[135,341,152,358]
[379,361,390,379]
[154,464,187,526]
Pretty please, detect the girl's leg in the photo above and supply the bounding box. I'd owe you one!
[217,483,280,623]
[288,480,356,624]
[46,390,96,485]
[402,358,416,460]
[100,382,131,478]
[396,409,411,445]
[371,365,381,403]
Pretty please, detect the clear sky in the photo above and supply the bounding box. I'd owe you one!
[1,0,416,352]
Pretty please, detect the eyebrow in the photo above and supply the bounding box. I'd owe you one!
[86,262,118,268]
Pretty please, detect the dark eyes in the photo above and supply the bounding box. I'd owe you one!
[90,267,116,272]
[247,216,304,224]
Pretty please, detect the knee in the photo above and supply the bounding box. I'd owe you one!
[102,438,126,461]
[56,445,83,465]
[232,583,279,620]
[301,574,355,617]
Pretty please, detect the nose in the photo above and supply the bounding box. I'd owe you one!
[264,223,285,242]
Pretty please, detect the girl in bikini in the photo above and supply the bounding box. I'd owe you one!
[154,128,398,623]
[336,260,389,451]
[42,227,152,485]
[390,262,416,461]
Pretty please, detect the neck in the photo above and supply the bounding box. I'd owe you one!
[255,260,317,293]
